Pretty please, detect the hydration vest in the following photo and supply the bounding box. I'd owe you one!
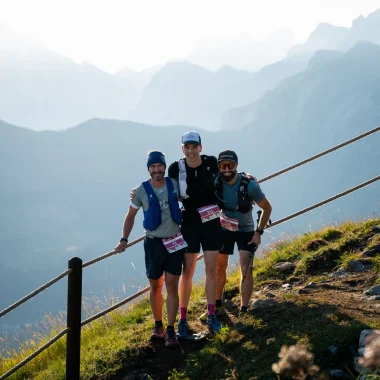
[215,173,253,214]
[141,178,182,231]
[178,155,216,199]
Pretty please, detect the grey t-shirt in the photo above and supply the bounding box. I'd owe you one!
[131,178,181,238]
[220,174,266,232]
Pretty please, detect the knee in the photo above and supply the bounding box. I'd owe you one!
[150,282,163,295]
[205,265,217,279]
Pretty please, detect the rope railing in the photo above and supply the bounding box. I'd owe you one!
[266,176,380,229]
[81,285,150,326]
[0,328,69,380]
[82,236,144,268]
[257,125,380,184]
[0,269,72,319]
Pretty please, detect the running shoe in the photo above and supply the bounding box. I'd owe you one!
[165,328,180,347]
[150,325,165,340]
[177,319,189,339]
[207,315,222,334]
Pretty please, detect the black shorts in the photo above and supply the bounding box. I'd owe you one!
[144,237,184,280]
[181,218,222,253]
[220,230,256,255]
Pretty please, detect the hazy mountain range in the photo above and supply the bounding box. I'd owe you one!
[186,28,295,71]
[2,9,380,132]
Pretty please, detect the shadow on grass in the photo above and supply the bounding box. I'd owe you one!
[175,299,375,380]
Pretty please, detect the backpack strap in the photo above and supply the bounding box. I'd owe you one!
[178,159,189,199]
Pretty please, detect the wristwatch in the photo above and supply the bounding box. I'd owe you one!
[255,228,264,235]
[120,238,128,243]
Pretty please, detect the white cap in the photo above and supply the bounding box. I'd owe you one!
[181,131,201,146]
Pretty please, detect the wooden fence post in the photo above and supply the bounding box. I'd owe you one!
[66,257,82,380]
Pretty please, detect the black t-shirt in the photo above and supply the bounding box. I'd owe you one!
[168,155,219,223]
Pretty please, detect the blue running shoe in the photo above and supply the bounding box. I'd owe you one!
[207,315,222,334]
[177,319,189,339]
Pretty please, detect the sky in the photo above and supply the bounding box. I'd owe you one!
[1,0,380,73]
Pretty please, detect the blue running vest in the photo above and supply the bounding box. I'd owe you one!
[142,178,182,231]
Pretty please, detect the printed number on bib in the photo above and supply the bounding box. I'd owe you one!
[162,233,188,254]
[197,204,221,223]
[220,213,239,231]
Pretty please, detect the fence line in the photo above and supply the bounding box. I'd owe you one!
[258,125,380,184]
[0,328,69,380]
[267,176,380,228]
[0,269,72,319]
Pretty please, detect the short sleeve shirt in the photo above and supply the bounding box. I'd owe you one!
[131,178,181,238]
[221,174,266,232]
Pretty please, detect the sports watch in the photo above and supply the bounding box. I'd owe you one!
[255,228,264,235]
[120,238,128,243]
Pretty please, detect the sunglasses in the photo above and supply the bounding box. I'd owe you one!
[219,162,236,170]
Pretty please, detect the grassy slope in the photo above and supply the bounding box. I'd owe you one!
[1,218,379,379]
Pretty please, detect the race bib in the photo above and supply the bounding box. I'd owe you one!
[197,204,221,223]
[162,233,188,254]
[220,213,239,231]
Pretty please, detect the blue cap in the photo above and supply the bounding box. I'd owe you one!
[147,151,166,169]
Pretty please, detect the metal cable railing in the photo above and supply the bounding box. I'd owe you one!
[82,236,144,268]
[0,269,72,318]
[0,328,69,380]
[258,125,380,184]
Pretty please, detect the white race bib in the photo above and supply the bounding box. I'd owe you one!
[197,204,221,223]
[220,213,239,231]
[162,233,188,254]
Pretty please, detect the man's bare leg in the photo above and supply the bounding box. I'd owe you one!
[179,253,198,308]
[149,276,164,321]
[204,250,219,307]
[239,250,254,307]
[164,273,180,326]
[216,254,229,301]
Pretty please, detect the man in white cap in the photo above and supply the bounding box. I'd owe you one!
[168,132,222,336]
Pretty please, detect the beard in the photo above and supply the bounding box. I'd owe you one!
[220,170,236,182]
[150,171,165,181]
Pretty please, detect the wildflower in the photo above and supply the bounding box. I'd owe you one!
[272,344,322,380]
[359,331,380,372]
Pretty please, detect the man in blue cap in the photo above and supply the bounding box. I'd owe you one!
[115,150,185,348]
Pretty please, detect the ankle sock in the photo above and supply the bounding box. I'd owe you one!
[180,307,187,320]
[155,320,163,327]
[166,325,174,330]
[240,306,248,313]
[208,304,215,316]
[215,299,223,308]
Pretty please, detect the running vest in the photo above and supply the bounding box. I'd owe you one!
[141,178,182,231]
[178,155,216,199]
[215,173,253,214]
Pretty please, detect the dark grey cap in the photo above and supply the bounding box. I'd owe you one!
[218,150,238,163]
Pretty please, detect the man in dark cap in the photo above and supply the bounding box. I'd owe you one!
[115,150,185,348]
[215,150,272,316]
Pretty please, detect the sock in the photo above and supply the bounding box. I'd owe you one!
[240,306,248,313]
[166,325,174,330]
[215,299,223,308]
[155,320,163,327]
[208,304,215,316]
[180,307,187,320]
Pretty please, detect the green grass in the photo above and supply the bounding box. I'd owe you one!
[1,217,379,379]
